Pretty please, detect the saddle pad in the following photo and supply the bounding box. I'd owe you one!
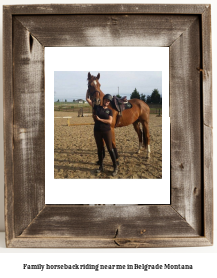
[124,102,132,109]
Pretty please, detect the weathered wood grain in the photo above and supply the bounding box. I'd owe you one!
[8,236,212,248]
[203,126,213,243]
[170,17,202,234]
[202,6,212,129]
[4,4,207,15]
[201,6,213,244]
[12,17,45,237]
[3,7,14,247]
[20,205,199,238]
[16,15,197,47]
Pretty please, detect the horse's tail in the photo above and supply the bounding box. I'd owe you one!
[142,126,148,149]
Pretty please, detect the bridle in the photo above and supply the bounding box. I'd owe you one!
[88,78,101,106]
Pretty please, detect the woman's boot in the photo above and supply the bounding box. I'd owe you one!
[113,147,119,166]
[96,147,105,165]
[96,149,103,173]
[109,149,118,176]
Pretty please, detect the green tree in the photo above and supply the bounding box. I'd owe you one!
[65,99,67,102]
[130,88,140,99]
[140,93,146,102]
[151,89,161,104]
[116,94,121,98]
[146,95,151,104]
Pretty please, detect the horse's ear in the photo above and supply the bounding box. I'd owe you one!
[97,73,100,80]
[88,72,91,80]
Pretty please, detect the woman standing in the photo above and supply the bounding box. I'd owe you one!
[86,93,118,176]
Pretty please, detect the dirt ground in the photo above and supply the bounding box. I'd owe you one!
[54,112,162,179]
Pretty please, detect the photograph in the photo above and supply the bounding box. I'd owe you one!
[45,47,170,205]
[54,71,162,179]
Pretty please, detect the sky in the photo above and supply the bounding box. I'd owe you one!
[54,71,162,102]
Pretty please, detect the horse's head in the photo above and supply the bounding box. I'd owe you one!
[87,72,101,106]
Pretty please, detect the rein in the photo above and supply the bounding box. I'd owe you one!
[87,76,102,106]
[88,87,101,106]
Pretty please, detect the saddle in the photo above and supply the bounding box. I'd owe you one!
[112,96,132,113]
[111,96,132,127]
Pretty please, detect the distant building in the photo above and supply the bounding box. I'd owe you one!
[75,99,85,103]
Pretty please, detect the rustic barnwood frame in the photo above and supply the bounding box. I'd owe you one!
[3,4,212,248]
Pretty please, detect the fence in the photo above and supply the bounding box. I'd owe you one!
[150,109,162,115]
[78,108,93,117]
[54,103,161,115]
[54,104,92,113]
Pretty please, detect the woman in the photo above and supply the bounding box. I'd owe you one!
[86,92,118,176]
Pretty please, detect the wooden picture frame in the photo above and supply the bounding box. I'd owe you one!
[3,4,213,248]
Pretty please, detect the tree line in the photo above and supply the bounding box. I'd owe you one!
[55,88,161,104]
[117,88,161,104]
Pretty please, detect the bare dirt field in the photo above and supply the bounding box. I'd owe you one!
[54,112,162,179]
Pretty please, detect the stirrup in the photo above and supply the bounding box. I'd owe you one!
[115,114,121,127]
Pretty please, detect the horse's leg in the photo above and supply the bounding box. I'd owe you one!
[141,120,151,158]
[133,121,143,154]
[111,127,119,163]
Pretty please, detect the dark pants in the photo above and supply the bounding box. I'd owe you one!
[94,130,113,154]
[94,130,117,171]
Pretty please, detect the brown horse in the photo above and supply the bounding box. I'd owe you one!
[87,72,151,158]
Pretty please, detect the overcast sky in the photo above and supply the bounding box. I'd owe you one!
[54,71,162,101]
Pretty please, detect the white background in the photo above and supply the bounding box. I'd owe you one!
[45,47,170,204]
[0,0,216,277]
